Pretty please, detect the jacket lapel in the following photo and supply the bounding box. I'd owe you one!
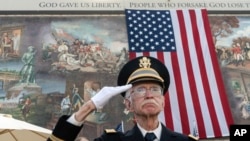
[121,125,144,141]
[159,123,173,141]
[121,123,184,141]
[160,123,187,141]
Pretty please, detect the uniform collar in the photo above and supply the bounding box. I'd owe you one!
[137,122,162,140]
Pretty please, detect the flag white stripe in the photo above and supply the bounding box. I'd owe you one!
[135,52,143,57]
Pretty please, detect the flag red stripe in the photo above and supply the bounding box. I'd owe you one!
[156,52,165,64]
[201,9,234,130]
[164,91,174,130]
[129,52,137,59]
[143,52,150,57]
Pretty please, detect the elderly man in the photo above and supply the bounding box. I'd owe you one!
[48,56,198,141]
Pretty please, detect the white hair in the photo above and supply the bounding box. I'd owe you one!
[125,88,132,100]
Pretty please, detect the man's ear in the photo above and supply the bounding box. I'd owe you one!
[124,98,134,112]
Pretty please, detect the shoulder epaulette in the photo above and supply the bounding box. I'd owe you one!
[48,134,64,141]
[105,129,117,134]
[188,134,199,141]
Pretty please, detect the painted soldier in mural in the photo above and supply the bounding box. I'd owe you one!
[12,32,20,55]
[244,42,250,60]
[21,96,31,121]
[19,46,36,84]
[60,94,71,115]
[57,40,69,62]
[72,85,84,111]
[239,97,250,119]
[1,32,13,58]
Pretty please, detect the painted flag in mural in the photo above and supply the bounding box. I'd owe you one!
[125,9,234,139]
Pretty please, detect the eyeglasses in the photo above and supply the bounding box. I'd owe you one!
[131,86,163,98]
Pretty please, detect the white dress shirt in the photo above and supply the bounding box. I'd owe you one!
[137,122,162,141]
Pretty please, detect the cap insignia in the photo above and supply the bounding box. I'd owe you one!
[139,57,151,68]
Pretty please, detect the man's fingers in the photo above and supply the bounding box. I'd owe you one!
[115,84,132,93]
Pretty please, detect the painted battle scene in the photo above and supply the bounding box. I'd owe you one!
[209,15,250,125]
[0,15,133,139]
[0,14,250,139]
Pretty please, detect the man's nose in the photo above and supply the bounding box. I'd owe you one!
[144,89,154,98]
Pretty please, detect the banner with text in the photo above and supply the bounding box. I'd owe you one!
[0,0,249,11]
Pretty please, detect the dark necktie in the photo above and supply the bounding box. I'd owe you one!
[145,132,156,141]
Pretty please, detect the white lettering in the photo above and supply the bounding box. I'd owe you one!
[234,129,247,136]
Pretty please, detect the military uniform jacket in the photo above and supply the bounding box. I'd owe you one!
[47,115,198,141]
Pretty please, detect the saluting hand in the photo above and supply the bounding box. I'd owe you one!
[91,84,132,109]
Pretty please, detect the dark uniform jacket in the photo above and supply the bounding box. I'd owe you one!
[47,115,198,141]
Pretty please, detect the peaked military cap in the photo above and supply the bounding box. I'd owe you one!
[117,56,170,97]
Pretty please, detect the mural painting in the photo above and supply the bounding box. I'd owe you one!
[210,15,250,124]
[0,15,133,139]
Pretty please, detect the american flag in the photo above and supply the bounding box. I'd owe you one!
[125,9,234,139]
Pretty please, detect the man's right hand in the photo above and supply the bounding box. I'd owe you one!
[73,84,132,123]
[91,84,132,109]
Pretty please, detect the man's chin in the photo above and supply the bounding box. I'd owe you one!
[142,111,160,117]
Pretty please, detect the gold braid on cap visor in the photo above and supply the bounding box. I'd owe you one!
[126,68,164,84]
